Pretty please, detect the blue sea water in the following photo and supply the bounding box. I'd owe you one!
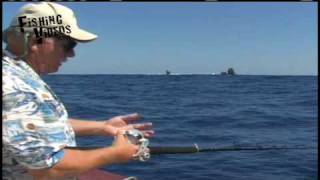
[43,75,318,180]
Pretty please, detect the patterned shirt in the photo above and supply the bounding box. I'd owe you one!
[2,50,76,180]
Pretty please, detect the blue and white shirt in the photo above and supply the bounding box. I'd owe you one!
[2,50,76,180]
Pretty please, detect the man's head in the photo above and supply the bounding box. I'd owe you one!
[3,2,97,74]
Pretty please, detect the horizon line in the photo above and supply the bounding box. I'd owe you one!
[50,73,318,76]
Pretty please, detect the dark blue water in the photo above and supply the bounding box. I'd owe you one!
[43,75,318,180]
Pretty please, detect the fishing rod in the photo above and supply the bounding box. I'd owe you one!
[66,144,316,154]
[65,129,316,161]
[148,144,316,154]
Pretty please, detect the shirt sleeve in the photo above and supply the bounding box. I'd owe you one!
[2,62,73,169]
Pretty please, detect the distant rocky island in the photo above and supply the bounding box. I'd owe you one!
[220,68,236,75]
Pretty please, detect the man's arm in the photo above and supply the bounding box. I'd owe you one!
[28,132,138,180]
[69,113,154,138]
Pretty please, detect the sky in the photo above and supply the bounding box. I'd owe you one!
[2,2,318,75]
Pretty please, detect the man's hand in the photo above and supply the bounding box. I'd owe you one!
[111,130,139,163]
[103,113,154,138]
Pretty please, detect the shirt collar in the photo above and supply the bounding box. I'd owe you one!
[3,49,18,60]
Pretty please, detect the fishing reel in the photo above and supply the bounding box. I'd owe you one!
[125,129,150,162]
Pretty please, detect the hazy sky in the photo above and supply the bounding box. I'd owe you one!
[3,2,317,75]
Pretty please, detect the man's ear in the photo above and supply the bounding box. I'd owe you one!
[30,37,42,52]
[30,44,38,52]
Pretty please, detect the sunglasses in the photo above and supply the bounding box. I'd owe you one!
[55,35,77,52]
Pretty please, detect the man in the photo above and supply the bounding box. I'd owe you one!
[3,2,154,180]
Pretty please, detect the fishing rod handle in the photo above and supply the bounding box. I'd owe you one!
[149,145,199,154]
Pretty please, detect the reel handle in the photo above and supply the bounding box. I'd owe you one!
[125,129,143,145]
[124,129,150,162]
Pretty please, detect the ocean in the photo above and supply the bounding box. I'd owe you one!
[43,75,318,180]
